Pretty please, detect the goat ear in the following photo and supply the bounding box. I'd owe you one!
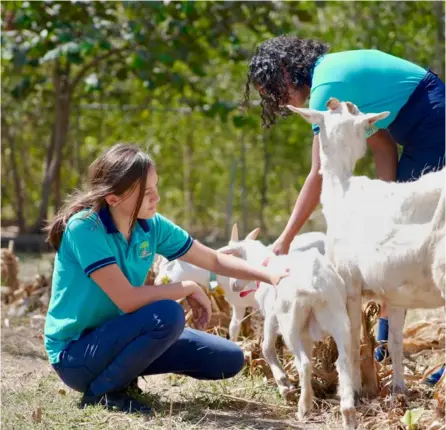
[286,105,324,125]
[230,223,239,242]
[245,227,260,241]
[359,111,390,126]
[345,101,359,115]
[217,245,241,256]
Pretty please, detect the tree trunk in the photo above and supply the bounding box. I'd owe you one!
[434,1,445,79]
[74,106,82,187]
[259,133,271,235]
[32,64,72,232]
[225,159,237,239]
[182,131,194,231]
[240,133,248,237]
[2,118,26,233]
[54,156,62,212]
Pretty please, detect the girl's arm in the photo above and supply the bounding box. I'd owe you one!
[91,265,201,313]
[367,129,398,182]
[180,240,286,286]
[275,129,398,253]
[275,134,322,249]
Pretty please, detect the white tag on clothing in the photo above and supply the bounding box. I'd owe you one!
[365,123,379,138]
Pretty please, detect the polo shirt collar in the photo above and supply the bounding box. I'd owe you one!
[98,206,150,234]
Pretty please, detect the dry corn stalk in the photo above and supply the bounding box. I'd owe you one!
[403,319,445,354]
[6,274,51,317]
[1,242,52,316]
[434,369,446,417]
[360,300,380,397]
[1,241,20,303]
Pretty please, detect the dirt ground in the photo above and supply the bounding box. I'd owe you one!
[1,254,445,429]
[1,308,445,430]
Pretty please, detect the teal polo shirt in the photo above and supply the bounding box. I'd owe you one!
[309,50,427,137]
[44,207,193,364]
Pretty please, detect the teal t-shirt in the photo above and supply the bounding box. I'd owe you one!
[310,50,427,137]
[44,207,193,364]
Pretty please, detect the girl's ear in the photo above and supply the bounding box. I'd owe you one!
[105,194,119,207]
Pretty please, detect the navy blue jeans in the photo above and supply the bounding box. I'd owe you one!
[389,70,445,182]
[52,300,245,396]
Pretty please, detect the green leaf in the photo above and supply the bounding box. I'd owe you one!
[11,76,31,99]
[67,52,83,64]
[13,48,27,67]
[39,42,81,64]
[401,408,425,429]
[116,68,128,81]
[80,41,95,54]
[99,40,112,50]
[58,31,74,43]
[157,53,174,66]
[232,115,245,128]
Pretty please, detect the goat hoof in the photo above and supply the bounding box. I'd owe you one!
[391,384,407,396]
[342,407,358,429]
[279,383,295,400]
[297,398,313,420]
[390,392,408,408]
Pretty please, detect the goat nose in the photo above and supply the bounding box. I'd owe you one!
[325,97,340,111]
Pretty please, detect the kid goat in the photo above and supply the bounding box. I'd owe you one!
[223,228,357,429]
[155,229,326,341]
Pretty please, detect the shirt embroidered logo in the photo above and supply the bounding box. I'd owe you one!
[138,241,151,260]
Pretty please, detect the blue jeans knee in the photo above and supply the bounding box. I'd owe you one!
[134,300,186,341]
[206,342,245,380]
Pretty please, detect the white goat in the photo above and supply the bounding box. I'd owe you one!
[223,232,357,429]
[287,98,445,397]
[155,229,326,341]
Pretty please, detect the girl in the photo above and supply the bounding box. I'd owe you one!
[44,143,287,413]
[244,36,445,374]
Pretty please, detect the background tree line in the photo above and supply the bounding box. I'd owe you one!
[2,1,444,242]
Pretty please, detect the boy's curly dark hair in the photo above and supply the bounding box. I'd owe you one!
[243,36,329,128]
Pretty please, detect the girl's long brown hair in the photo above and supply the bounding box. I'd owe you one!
[46,143,154,251]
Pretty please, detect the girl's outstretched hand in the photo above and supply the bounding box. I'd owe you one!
[187,287,211,330]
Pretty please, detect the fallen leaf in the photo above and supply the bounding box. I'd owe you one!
[31,407,42,422]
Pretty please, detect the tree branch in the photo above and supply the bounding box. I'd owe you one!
[69,46,127,92]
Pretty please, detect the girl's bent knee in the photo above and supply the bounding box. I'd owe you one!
[225,345,245,378]
[212,343,245,380]
[136,300,185,337]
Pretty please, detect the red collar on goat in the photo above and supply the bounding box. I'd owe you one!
[239,257,271,298]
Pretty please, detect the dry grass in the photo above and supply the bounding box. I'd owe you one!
[2,310,445,430]
[1,251,445,429]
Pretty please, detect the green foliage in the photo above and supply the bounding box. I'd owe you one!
[1,1,444,238]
